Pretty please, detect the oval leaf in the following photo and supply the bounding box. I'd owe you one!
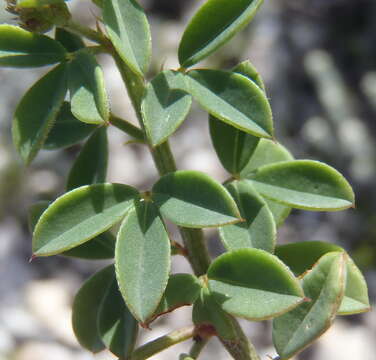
[273,252,346,359]
[0,24,66,67]
[72,265,113,353]
[33,183,138,256]
[66,127,108,191]
[147,273,202,325]
[208,248,304,320]
[12,63,68,164]
[69,50,109,124]
[103,0,151,76]
[186,69,273,138]
[116,201,171,323]
[219,180,276,253]
[250,160,355,211]
[178,0,263,67]
[142,70,192,147]
[55,27,85,52]
[98,274,138,357]
[233,59,266,91]
[152,170,241,228]
[43,102,97,150]
[28,201,115,259]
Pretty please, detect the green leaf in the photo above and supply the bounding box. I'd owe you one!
[178,0,263,67]
[250,160,355,211]
[208,248,304,320]
[263,198,291,228]
[275,241,370,316]
[273,252,346,359]
[43,102,97,150]
[68,50,109,124]
[193,287,237,340]
[32,183,138,256]
[72,265,113,353]
[186,69,273,138]
[103,0,151,76]
[98,274,138,358]
[55,27,85,52]
[0,24,66,67]
[141,70,192,147]
[116,201,171,323]
[219,180,276,253]
[12,63,68,164]
[66,127,108,191]
[152,170,241,228]
[147,274,202,325]
[233,59,266,91]
[338,257,370,315]
[28,201,115,259]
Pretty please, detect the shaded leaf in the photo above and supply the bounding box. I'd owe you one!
[0,24,66,67]
[152,170,241,228]
[43,102,97,150]
[69,50,109,124]
[12,63,68,164]
[273,252,346,359]
[142,70,191,146]
[98,274,138,358]
[233,59,265,91]
[28,200,115,259]
[103,0,151,76]
[208,249,304,320]
[148,274,202,324]
[250,160,355,211]
[193,287,237,340]
[116,201,171,323]
[33,183,138,256]
[219,180,276,253]
[55,27,85,52]
[66,127,108,191]
[72,265,113,353]
[186,69,273,138]
[178,0,263,67]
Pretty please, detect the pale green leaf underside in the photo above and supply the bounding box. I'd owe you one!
[103,0,151,76]
[250,160,355,211]
[142,70,191,146]
[0,24,66,67]
[178,0,263,67]
[152,170,241,228]
[116,201,171,323]
[33,183,138,256]
[208,249,304,320]
[273,252,346,360]
[186,69,273,139]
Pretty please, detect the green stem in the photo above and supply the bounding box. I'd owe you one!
[129,326,196,360]
[189,337,209,358]
[110,114,145,141]
[64,19,107,45]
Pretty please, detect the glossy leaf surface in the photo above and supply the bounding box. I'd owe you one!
[186,70,273,138]
[148,274,201,324]
[152,170,241,228]
[250,160,355,211]
[116,201,171,323]
[69,50,109,124]
[178,0,263,67]
[98,275,138,357]
[66,127,108,191]
[0,24,66,67]
[55,27,85,52]
[193,287,237,340]
[28,201,115,259]
[72,265,113,353]
[33,183,138,256]
[142,70,191,146]
[220,180,276,253]
[43,102,96,150]
[273,252,346,359]
[103,0,151,76]
[12,63,68,164]
[208,249,304,320]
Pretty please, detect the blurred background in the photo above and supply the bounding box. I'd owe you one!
[0,0,375,359]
